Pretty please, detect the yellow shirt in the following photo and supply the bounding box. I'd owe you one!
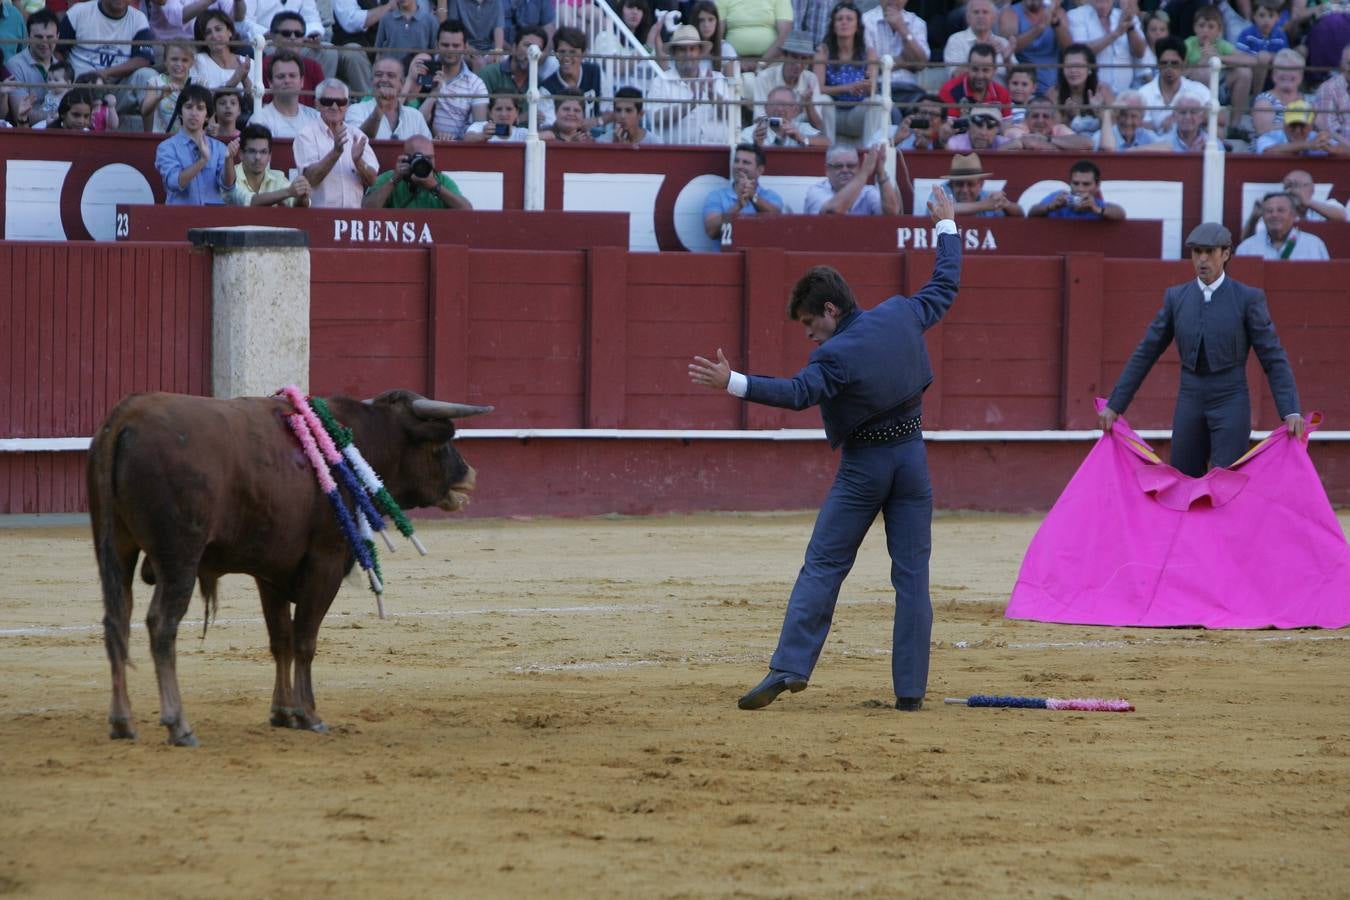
[229,165,296,207]
[717,0,793,57]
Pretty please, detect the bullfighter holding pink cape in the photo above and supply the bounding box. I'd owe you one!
[1009,221,1350,629]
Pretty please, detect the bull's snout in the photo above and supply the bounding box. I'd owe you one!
[438,464,477,512]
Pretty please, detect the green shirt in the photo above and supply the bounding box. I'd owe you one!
[1184,35,1239,65]
[367,170,463,209]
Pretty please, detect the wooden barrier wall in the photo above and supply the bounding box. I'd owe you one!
[0,242,211,513]
[5,242,1350,514]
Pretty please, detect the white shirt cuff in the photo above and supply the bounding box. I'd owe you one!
[935,219,957,236]
[727,371,748,398]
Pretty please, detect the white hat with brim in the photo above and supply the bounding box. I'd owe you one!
[945,152,992,181]
[667,24,711,51]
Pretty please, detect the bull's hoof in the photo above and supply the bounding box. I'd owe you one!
[270,708,299,728]
[167,730,199,748]
[308,721,329,734]
[108,718,137,740]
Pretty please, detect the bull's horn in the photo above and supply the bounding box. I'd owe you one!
[411,399,494,419]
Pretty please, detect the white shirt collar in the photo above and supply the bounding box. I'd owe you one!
[1197,271,1226,301]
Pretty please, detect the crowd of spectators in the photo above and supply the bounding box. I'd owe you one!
[0,0,1346,217]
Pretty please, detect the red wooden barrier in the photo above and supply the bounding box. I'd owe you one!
[0,241,211,513]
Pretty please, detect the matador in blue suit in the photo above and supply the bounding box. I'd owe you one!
[689,191,962,712]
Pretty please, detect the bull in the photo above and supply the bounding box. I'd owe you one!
[88,389,490,746]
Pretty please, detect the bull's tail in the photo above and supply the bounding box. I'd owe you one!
[199,575,219,641]
[89,425,137,669]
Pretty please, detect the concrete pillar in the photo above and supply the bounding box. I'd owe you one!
[189,226,310,398]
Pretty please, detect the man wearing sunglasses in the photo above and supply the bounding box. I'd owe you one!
[1136,35,1210,133]
[263,12,326,106]
[294,78,380,208]
[944,104,1011,151]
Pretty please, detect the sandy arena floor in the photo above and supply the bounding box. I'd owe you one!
[1,512,1348,899]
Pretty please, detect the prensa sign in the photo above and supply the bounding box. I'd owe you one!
[898,226,998,250]
[333,219,435,244]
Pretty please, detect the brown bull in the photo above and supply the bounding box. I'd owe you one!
[88,389,490,746]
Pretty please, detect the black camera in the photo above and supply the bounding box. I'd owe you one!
[407,152,434,179]
[494,121,510,137]
[909,116,929,130]
[417,73,437,91]
[767,116,782,128]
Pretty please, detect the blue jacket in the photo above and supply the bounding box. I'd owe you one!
[745,232,963,447]
[1108,277,1300,418]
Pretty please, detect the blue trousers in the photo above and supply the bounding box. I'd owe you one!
[1170,365,1251,478]
[769,436,933,699]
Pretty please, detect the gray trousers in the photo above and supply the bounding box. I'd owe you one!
[1170,364,1252,478]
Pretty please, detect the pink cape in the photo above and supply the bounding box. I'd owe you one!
[1006,404,1350,629]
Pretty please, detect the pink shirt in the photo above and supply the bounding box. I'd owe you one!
[292,120,379,209]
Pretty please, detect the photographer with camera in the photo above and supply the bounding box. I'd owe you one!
[347,56,433,140]
[420,20,490,141]
[362,135,475,209]
[1028,158,1125,220]
[741,86,826,147]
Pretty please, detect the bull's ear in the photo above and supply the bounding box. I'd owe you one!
[364,389,425,407]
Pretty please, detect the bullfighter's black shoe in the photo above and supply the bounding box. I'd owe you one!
[895,697,924,712]
[737,669,808,710]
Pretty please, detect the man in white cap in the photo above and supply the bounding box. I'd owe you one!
[940,153,1023,217]
[1101,221,1306,478]
[647,24,733,144]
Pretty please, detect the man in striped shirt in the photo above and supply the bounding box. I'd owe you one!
[419,19,488,140]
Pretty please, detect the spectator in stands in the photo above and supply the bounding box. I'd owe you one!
[1137,36,1211,132]
[742,85,826,146]
[1290,0,1350,84]
[938,43,1011,119]
[751,30,823,131]
[1250,94,1279,141]
[1095,88,1162,149]
[1028,158,1126,219]
[1063,0,1146,95]
[482,26,551,128]
[540,89,592,140]
[5,9,59,124]
[34,85,94,129]
[541,26,607,125]
[1004,64,1036,127]
[803,144,900,215]
[657,1,735,78]
[1184,5,1253,131]
[1131,10,1170,87]
[1000,0,1062,96]
[235,0,335,82]
[941,152,1024,217]
[1255,99,1350,155]
[463,92,529,139]
[190,11,252,93]
[331,0,398,88]
[718,0,791,60]
[210,88,242,142]
[945,104,1012,151]
[1235,191,1331,260]
[263,13,327,107]
[229,123,311,206]
[251,52,323,138]
[503,0,554,50]
[1050,43,1111,135]
[1314,44,1350,146]
[143,0,233,41]
[376,0,440,64]
[796,0,835,48]
[347,55,433,139]
[295,79,379,208]
[0,0,20,64]
[155,82,237,204]
[1237,0,1289,94]
[814,1,876,143]
[75,72,122,131]
[944,0,1011,82]
[1151,93,1217,151]
[1003,95,1093,149]
[1241,169,1347,239]
[598,86,655,144]
[864,0,929,104]
[59,0,160,115]
[646,24,733,144]
[420,21,490,139]
[141,40,192,133]
[894,93,950,149]
[702,142,784,243]
[618,0,660,52]
[442,0,506,66]
[25,59,73,127]
[363,134,474,208]
[1253,49,1309,125]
